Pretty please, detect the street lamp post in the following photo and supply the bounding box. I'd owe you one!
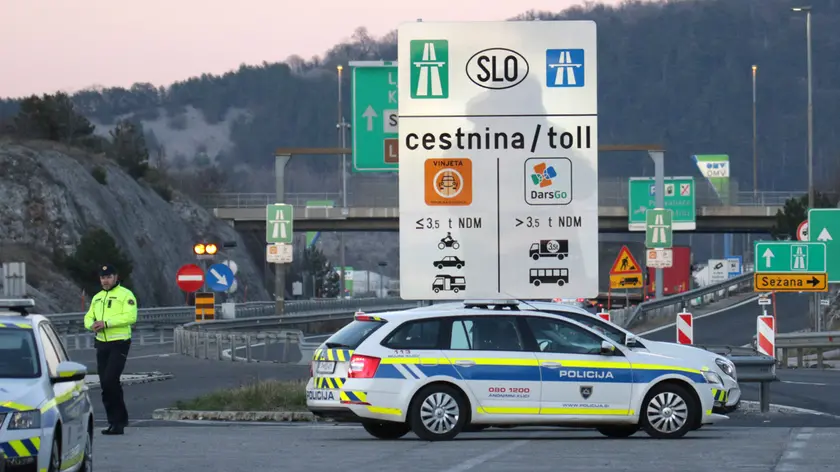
[792,6,814,209]
[336,65,350,297]
[792,5,818,329]
[752,65,758,200]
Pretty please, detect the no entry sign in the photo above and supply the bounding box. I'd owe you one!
[176,264,204,292]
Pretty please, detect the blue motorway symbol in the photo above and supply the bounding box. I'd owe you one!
[545,49,584,88]
[207,263,235,292]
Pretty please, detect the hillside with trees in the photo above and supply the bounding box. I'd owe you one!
[2,0,839,194]
[2,0,840,278]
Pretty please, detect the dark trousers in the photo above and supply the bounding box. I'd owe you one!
[95,339,131,426]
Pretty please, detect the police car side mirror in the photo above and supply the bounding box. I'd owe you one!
[51,361,88,384]
[600,340,617,356]
[625,335,639,347]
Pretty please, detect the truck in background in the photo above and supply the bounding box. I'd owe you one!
[646,245,692,297]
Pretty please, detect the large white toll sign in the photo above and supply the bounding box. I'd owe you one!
[397,20,599,300]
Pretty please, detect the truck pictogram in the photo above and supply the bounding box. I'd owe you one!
[529,239,569,260]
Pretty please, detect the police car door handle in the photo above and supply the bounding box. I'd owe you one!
[454,360,476,367]
[542,362,562,368]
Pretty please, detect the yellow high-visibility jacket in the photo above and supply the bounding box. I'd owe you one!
[83,284,138,342]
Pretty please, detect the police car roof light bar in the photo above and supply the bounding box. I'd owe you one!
[0,298,36,316]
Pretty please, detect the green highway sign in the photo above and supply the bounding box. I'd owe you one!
[628,177,696,231]
[753,241,827,273]
[808,208,840,282]
[645,208,673,249]
[266,203,293,244]
[409,40,449,99]
[350,61,398,172]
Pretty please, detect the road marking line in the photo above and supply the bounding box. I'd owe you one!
[440,439,528,472]
[128,353,175,360]
[781,380,827,386]
[773,427,813,472]
[637,295,760,336]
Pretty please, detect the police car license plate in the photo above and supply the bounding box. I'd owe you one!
[316,361,335,374]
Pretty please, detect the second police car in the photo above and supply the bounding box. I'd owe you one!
[305,304,729,441]
[412,300,741,413]
[1,299,95,472]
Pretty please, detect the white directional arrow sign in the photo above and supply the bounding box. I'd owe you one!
[817,228,833,241]
[762,247,775,268]
[210,267,228,286]
[362,105,377,131]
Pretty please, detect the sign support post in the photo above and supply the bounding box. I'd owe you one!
[273,154,291,315]
[650,151,665,300]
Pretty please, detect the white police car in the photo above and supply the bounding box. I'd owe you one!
[0,299,94,472]
[411,300,741,414]
[305,306,729,441]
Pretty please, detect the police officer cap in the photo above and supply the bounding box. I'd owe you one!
[99,264,117,276]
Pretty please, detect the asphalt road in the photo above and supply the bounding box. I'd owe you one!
[643,292,811,346]
[93,424,840,472]
[69,343,308,424]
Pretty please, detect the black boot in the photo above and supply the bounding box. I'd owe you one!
[101,423,124,435]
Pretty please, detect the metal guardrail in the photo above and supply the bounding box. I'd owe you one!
[618,271,756,329]
[754,331,840,369]
[197,189,810,210]
[45,297,410,334]
[173,301,422,363]
[730,354,778,413]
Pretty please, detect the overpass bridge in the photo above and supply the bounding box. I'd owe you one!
[201,185,803,233]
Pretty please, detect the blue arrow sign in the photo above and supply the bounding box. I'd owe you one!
[207,263,235,292]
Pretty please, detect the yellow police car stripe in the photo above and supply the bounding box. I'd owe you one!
[314,377,345,389]
[0,322,31,329]
[339,391,368,403]
[312,348,354,362]
[367,406,401,416]
[712,388,728,403]
[0,401,33,412]
[476,406,634,416]
[380,356,702,374]
[0,437,40,458]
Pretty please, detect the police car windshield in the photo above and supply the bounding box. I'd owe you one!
[0,329,40,378]
[323,320,384,350]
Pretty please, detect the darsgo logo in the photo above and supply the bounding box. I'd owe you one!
[531,162,556,188]
[545,49,585,88]
[410,40,449,99]
[465,48,529,90]
[525,158,572,206]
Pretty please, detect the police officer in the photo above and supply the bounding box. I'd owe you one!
[83,264,138,435]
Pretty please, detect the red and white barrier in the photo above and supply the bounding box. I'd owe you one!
[757,315,775,358]
[597,312,611,322]
[676,310,693,345]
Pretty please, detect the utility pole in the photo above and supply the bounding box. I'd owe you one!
[752,65,758,200]
[337,65,349,297]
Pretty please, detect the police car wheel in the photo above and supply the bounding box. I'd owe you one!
[640,383,698,439]
[409,384,467,441]
[596,425,639,438]
[80,428,93,471]
[362,421,411,440]
[48,435,61,472]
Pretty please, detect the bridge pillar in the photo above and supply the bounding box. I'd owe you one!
[274,154,291,315]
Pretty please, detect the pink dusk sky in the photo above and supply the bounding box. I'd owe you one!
[1,0,627,98]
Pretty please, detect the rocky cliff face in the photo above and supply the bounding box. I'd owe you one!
[0,138,270,313]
